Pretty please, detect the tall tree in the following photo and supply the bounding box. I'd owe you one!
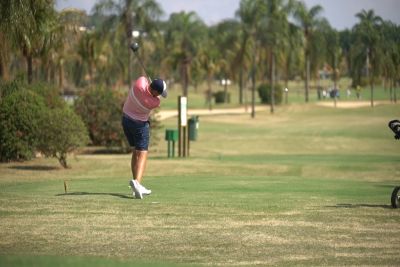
[197,35,219,110]
[260,0,293,113]
[353,9,383,107]
[212,20,242,103]
[294,1,324,102]
[380,21,400,103]
[325,26,340,90]
[93,0,162,87]
[282,22,302,89]
[164,11,206,96]
[237,0,266,118]
[0,0,57,84]
[234,3,254,107]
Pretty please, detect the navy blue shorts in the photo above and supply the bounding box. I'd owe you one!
[122,115,150,151]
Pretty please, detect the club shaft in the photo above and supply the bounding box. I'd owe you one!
[133,52,152,83]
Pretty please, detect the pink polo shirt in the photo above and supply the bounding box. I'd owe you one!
[123,76,160,122]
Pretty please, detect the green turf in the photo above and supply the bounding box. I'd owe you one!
[1,103,400,266]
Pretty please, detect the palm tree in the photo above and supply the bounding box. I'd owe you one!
[283,23,302,89]
[324,24,341,106]
[294,1,324,102]
[212,20,242,103]
[0,0,57,84]
[353,9,383,107]
[260,0,293,114]
[42,8,88,90]
[339,29,352,79]
[197,37,219,110]
[164,11,206,96]
[379,21,399,103]
[234,4,255,108]
[93,0,162,87]
[237,0,266,118]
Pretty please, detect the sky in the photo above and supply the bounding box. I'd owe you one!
[56,0,400,30]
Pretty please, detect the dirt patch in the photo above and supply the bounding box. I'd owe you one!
[316,101,391,108]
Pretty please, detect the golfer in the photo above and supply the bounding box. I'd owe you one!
[122,76,167,199]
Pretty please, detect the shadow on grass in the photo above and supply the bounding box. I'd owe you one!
[81,147,129,155]
[326,203,392,209]
[56,192,132,199]
[9,165,59,171]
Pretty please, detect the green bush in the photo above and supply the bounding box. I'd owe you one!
[214,91,230,104]
[1,79,65,109]
[37,107,89,168]
[0,89,46,161]
[28,82,65,109]
[0,80,89,167]
[0,78,23,100]
[257,83,283,105]
[74,86,129,150]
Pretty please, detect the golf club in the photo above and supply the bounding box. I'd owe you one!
[130,42,152,83]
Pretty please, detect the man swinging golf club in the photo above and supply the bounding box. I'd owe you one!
[122,43,167,199]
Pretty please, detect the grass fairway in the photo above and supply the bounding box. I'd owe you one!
[1,103,400,266]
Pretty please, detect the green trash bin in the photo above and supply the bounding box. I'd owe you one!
[188,116,199,141]
[165,129,178,158]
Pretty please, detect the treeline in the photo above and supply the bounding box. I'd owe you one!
[1,0,399,105]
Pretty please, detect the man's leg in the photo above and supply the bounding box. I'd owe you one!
[134,150,148,184]
[130,149,136,180]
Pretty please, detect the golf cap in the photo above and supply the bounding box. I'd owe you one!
[150,78,167,98]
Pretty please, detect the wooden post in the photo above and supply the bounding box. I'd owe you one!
[178,96,188,157]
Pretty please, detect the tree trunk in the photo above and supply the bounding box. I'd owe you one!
[305,57,310,103]
[223,79,228,103]
[89,60,94,85]
[0,57,5,81]
[270,52,275,114]
[390,79,393,103]
[251,41,257,119]
[239,68,243,105]
[366,48,373,107]
[128,51,132,89]
[285,57,289,90]
[58,153,69,169]
[0,56,10,81]
[370,82,374,108]
[27,54,33,84]
[59,60,64,94]
[126,16,133,90]
[207,73,213,111]
[182,59,190,97]
[333,56,337,108]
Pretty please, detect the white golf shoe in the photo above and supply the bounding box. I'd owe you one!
[139,184,152,195]
[129,179,143,199]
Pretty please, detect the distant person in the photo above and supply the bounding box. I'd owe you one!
[347,88,351,98]
[356,85,362,100]
[122,76,167,199]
